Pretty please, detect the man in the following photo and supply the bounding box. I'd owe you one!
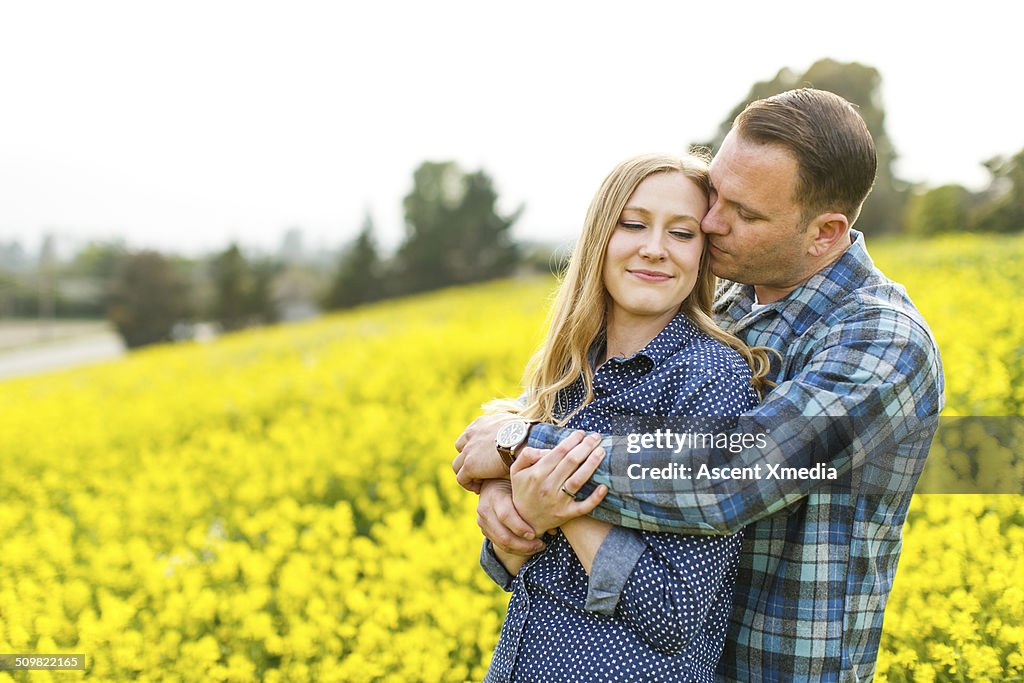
[453,88,944,682]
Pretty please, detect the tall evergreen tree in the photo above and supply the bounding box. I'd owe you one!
[397,161,521,293]
[325,213,384,309]
[211,243,252,331]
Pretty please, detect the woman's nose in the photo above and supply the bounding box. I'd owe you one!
[638,230,667,259]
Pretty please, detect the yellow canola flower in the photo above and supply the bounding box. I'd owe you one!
[0,237,1022,681]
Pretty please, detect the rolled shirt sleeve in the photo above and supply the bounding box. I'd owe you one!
[584,525,647,614]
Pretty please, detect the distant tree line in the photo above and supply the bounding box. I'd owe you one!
[323,160,522,309]
[904,148,1024,235]
[0,160,527,349]
[4,60,1023,348]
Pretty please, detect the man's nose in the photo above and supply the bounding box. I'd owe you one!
[701,202,726,235]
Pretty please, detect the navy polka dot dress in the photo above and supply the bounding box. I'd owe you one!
[485,312,758,682]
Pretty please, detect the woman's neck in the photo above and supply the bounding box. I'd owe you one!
[604,309,677,362]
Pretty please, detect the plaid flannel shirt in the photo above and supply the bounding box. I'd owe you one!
[527,231,944,682]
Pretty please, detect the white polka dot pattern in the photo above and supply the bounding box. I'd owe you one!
[485,313,758,682]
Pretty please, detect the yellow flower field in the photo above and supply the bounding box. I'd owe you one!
[1,233,1022,681]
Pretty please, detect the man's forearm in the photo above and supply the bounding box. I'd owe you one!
[526,304,943,534]
[528,419,821,534]
[529,390,936,534]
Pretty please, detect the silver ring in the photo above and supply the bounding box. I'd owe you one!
[560,485,576,499]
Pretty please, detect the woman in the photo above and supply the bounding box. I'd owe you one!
[482,153,771,682]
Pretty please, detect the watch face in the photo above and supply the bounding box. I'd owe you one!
[496,420,528,448]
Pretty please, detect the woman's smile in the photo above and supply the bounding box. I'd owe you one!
[627,268,674,282]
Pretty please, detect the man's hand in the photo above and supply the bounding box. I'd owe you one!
[511,430,608,533]
[453,413,513,491]
[477,478,546,556]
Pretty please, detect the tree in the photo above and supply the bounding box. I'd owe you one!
[38,233,56,327]
[211,244,254,331]
[325,213,384,310]
[695,58,908,234]
[396,161,522,293]
[209,244,282,330]
[107,250,192,349]
[64,240,128,317]
[972,148,1024,233]
[904,184,972,235]
[247,257,280,325]
[71,240,127,280]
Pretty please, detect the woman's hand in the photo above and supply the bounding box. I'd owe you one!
[510,430,608,534]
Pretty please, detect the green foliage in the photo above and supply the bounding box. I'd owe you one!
[69,240,127,279]
[107,250,192,348]
[0,272,35,317]
[211,244,252,331]
[697,58,908,234]
[904,184,972,235]
[397,161,522,294]
[325,213,384,310]
[972,148,1024,233]
[210,244,280,331]
[247,257,281,325]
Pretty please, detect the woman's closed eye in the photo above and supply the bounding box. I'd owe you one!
[670,229,696,240]
[618,220,646,230]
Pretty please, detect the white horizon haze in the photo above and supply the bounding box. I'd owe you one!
[2,1,1022,257]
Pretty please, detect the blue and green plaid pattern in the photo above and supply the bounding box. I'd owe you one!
[528,232,944,682]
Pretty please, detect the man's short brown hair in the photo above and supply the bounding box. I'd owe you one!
[734,88,877,225]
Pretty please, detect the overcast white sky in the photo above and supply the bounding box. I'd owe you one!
[1,1,1022,257]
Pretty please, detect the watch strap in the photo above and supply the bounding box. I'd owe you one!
[497,420,539,468]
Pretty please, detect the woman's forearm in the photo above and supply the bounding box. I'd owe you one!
[492,544,530,576]
[560,516,613,574]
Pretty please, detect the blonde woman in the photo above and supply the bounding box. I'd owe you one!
[480,153,771,682]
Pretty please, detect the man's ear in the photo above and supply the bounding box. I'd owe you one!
[806,212,850,257]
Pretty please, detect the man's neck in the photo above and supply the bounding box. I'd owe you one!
[754,232,853,304]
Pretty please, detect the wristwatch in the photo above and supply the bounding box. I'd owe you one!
[495,420,538,468]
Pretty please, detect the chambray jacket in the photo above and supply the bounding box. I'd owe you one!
[522,232,944,682]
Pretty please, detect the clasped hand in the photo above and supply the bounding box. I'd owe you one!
[454,418,607,555]
[509,431,608,535]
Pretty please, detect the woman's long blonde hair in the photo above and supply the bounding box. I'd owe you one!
[494,152,772,425]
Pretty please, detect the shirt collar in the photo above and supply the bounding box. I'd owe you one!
[713,230,875,333]
[598,311,701,371]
